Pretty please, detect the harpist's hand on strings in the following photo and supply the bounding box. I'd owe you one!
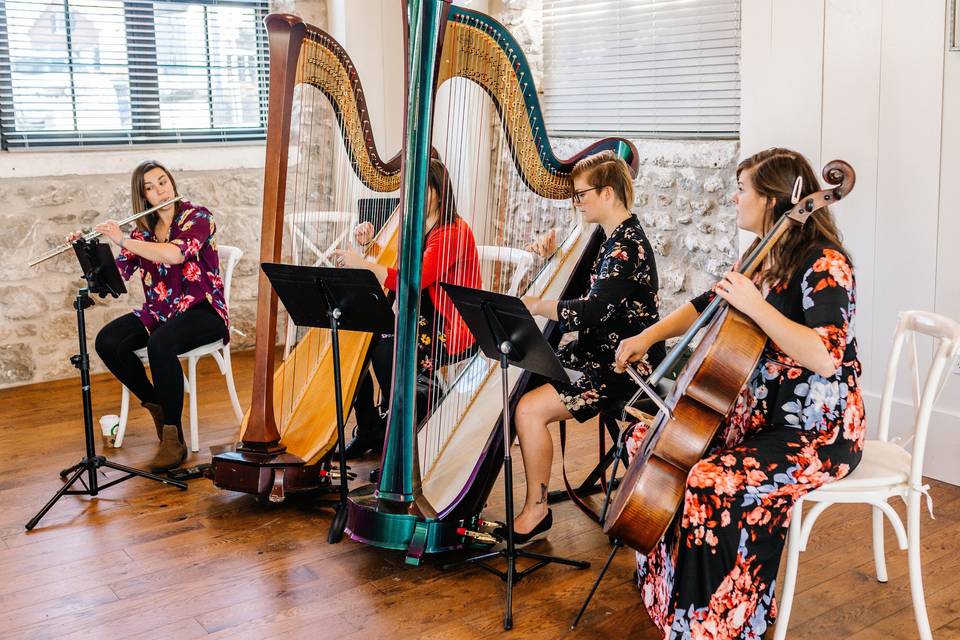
[353,221,375,247]
[614,332,652,373]
[714,271,765,319]
[332,248,366,269]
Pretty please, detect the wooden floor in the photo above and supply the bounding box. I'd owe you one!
[1,350,959,640]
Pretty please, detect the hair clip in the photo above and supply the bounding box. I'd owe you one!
[791,176,803,205]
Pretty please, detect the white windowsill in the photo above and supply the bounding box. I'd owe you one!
[0,141,267,179]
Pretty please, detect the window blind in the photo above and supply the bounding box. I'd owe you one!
[0,0,269,149]
[542,0,740,138]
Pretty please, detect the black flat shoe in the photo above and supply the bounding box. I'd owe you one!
[494,509,553,545]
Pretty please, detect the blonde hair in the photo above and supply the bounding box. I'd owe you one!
[570,150,634,209]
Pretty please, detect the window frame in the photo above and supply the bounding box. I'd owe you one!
[0,0,270,150]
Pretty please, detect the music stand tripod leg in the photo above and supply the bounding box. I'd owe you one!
[25,286,187,532]
[327,308,350,544]
[441,349,590,630]
[570,424,630,629]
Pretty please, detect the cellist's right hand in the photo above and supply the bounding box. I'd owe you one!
[614,332,652,373]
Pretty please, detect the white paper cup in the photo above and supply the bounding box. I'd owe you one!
[99,414,120,447]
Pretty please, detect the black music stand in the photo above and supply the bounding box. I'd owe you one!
[439,283,590,630]
[26,238,187,531]
[261,263,393,543]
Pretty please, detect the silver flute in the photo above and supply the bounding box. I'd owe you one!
[29,196,183,267]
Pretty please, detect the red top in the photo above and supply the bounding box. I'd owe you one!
[383,218,481,355]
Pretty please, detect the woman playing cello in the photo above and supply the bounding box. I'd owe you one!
[615,148,865,639]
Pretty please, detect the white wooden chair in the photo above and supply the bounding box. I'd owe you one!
[476,245,535,297]
[283,211,356,357]
[774,310,960,640]
[115,245,244,452]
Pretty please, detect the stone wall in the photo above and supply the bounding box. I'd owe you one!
[0,0,327,389]
[489,138,739,316]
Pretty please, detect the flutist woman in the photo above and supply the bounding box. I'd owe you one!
[69,160,229,472]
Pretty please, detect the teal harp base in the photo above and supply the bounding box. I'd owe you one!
[346,486,475,565]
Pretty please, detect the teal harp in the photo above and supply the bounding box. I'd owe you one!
[214,0,640,562]
[345,0,638,564]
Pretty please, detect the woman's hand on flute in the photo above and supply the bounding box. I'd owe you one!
[95,220,124,246]
[65,229,84,243]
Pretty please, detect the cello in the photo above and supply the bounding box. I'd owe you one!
[603,159,856,553]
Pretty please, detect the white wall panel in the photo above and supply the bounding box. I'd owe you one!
[936,11,960,416]
[742,0,958,484]
[821,0,882,390]
[872,0,945,458]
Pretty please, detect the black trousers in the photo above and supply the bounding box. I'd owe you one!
[95,302,228,428]
[352,334,477,435]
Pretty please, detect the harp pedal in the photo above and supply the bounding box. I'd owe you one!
[268,467,286,503]
[457,516,503,545]
[319,468,356,481]
[456,526,499,546]
[472,517,504,536]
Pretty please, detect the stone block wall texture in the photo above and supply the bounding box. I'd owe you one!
[488,138,740,317]
[0,0,327,389]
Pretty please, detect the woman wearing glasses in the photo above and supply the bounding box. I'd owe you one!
[502,150,665,543]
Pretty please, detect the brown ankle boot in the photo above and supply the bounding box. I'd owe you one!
[142,402,165,440]
[148,425,187,473]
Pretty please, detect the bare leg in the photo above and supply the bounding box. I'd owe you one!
[513,384,573,533]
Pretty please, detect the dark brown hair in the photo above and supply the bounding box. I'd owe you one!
[739,147,849,286]
[570,150,634,210]
[427,157,460,230]
[131,160,180,233]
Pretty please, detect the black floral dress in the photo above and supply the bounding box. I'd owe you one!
[551,216,665,422]
[627,245,866,639]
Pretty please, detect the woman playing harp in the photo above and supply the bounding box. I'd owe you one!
[334,158,482,458]
[508,150,665,543]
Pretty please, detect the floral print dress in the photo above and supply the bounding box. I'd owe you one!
[551,216,665,422]
[627,246,866,639]
[116,201,229,338]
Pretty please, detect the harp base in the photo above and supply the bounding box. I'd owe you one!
[211,450,325,502]
[345,486,467,564]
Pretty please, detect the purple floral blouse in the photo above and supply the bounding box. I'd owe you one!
[116,201,229,341]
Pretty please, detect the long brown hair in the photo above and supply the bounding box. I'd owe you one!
[570,150,635,209]
[427,157,460,231]
[739,148,849,286]
[131,160,180,233]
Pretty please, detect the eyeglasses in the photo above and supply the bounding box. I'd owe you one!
[571,186,600,204]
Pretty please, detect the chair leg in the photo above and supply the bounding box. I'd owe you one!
[116,386,131,448]
[872,504,888,582]
[773,501,803,640]
[221,347,243,423]
[187,357,199,453]
[907,491,933,640]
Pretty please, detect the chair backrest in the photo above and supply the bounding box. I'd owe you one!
[876,310,960,484]
[476,245,536,297]
[216,244,243,308]
[285,211,356,267]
